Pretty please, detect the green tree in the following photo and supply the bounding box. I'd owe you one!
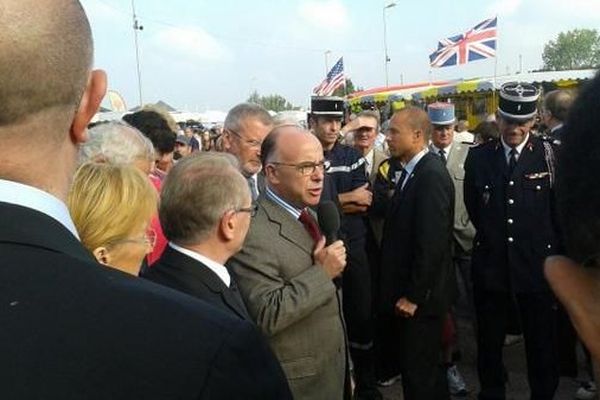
[332,78,363,97]
[542,29,600,70]
[246,91,299,112]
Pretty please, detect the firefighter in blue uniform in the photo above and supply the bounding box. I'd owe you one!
[309,96,381,400]
[464,82,560,400]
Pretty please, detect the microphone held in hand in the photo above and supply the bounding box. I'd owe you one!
[317,201,340,245]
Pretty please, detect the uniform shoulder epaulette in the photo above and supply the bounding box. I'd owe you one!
[540,135,561,146]
[469,139,495,150]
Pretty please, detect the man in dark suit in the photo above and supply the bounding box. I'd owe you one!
[229,125,348,399]
[142,153,253,320]
[542,89,573,145]
[379,107,455,400]
[0,2,291,398]
[464,82,560,400]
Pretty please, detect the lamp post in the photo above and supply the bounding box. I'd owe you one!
[131,0,143,106]
[383,1,397,87]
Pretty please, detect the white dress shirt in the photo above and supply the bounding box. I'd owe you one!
[430,142,453,161]
[168,242,231,287]
[501,133,529,163]
[400,148,429,190]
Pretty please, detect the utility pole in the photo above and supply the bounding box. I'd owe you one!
[131,0,144,106]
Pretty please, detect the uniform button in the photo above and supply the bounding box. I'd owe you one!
[508,237,514,243]
[547,244,552,249]
[536,185,541,191]
[508,218,514,224]
[508,181,515,186]
[508,199,514,205]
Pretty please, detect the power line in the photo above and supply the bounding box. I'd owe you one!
[89,0,378,54]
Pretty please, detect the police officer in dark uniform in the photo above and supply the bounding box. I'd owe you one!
[309,96,381,400]
[464,82,560,400]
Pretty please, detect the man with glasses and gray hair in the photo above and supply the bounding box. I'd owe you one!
[222,103,273,200]
[229,125,348,400]
[142,153,256,321]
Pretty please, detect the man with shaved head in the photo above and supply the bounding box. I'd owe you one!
[0,1,292,398]
[230,125,348,399]
[379,107,455,399]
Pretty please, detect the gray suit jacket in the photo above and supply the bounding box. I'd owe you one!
[434,141,476,254]
[229,194,346,400]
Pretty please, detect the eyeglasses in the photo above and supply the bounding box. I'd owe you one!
[108,228,157,249]
[227,129,262,149]
[235,203,259,217]
[270,160,330,176]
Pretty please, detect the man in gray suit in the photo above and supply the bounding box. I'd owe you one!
[222,103,273,200]
[229,125,348,399]
[428,102,476,396]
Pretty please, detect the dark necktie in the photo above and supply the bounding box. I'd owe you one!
[508,149,518,175]
[438,149,447,164]
[298,209,322,244]
[228,279,250,319]
[397,168,408,191]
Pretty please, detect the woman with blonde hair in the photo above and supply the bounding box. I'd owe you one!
[68,162,158,275]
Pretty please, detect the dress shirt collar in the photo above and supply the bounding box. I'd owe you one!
[402,148,429,177]
[265,186,302,220]
[430,142,453,157]
[399,148,428,189]
[168,242,231,287]
[0,179,79,240]
[501,133,529,162]
[364,148,375,176]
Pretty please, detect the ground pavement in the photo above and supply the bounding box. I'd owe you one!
[379,317,587,400]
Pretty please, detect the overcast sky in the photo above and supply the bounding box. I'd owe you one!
[81,0,600,112]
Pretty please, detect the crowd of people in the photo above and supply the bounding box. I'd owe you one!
[2,1,600,400]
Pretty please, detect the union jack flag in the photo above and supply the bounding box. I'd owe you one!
[313,57,345,96]
[429,17,497,68]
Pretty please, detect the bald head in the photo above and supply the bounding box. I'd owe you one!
[261,125,321,167]
[261,126,325,207]
[0,0,93,127]
[397,107,432,142]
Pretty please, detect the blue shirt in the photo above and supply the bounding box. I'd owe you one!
[265,186,302,220]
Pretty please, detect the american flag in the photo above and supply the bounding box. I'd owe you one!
[313,57,345,96]
[429,17,497,68]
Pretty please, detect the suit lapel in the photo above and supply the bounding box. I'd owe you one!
[493,142,509,180]
[390,153,431,213]
[259,195,314,256]
[160,247,250,320]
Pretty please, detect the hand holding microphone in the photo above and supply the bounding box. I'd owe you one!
[314,201,346,279]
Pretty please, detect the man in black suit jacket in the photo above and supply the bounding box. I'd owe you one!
[0,2,291,398]
[379,107,455,400]
[143,153,252,320]
[542,89,573,145]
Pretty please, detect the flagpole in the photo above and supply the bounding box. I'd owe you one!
[493,15,499,111]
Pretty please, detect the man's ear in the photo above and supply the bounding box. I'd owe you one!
[70,69,108,145]
[221,131,232,152]
[264,164,279,184]
[219,211,236,241]
[92,246,111,266]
